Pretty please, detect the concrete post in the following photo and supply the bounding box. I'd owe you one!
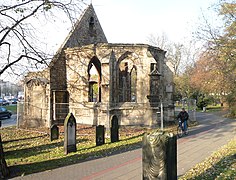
[160,101,164,131]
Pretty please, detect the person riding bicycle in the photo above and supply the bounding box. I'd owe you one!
[177,108,189,133]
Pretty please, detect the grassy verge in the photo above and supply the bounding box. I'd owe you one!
[205,105,224,113]
[179,137,236,180]
[4,105,17,114]
[1,122,235,179]
[1,126,150,177]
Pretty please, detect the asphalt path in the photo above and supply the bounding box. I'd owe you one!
[8,111,236,179]
[0,114,17,128]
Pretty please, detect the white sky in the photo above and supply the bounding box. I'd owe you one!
[90,0,219,44]
[43,0,220,53]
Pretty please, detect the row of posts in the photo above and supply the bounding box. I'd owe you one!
[58,113,177,179]
[50,113,119,154]
[1,112,177,179]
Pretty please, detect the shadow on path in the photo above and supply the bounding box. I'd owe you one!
[7,135,142,179]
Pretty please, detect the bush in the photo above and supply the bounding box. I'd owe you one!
[225,92,236,117]
[197,97,209,110]
[197,100,207,110]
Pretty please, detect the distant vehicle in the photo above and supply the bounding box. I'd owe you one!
[0,107,12,119]
[9,98,18,104]
[0,99,10,106]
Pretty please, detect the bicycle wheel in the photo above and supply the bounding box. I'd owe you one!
[177,126,183,138]
[184,124,189,135]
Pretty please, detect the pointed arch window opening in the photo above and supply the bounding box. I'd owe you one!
[130,66,137,102]
[118,61,137,102]
[89,16,96,36]
[88,57,101,102]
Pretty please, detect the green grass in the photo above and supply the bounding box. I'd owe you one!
[1,126,148,177]
[1,122,235,179]
[205,105,224,112]
[179,137,236,180]
[4,105,17,114]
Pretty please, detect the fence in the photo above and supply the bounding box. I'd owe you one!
[16,101,175,128]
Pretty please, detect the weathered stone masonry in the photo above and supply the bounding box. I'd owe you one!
[22,4,174,128]
[63,43,174,127]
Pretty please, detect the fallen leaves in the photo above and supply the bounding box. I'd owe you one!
[179,137,236,179]
[0,125,147,176]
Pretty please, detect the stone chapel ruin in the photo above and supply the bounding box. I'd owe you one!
[21,4,174,129]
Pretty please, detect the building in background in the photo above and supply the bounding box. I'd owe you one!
[0,80,23,99]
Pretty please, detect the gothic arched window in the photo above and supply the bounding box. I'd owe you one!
[89,17,95,36]
[130,66,137,102]
[88,57,101,102]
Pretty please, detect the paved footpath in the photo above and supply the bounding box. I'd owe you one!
[11,111,236,180]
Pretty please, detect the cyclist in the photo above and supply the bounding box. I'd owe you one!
[177,108,189,134]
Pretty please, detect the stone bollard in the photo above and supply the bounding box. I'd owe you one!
[142,131,177,180]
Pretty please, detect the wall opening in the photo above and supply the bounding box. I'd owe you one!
[89,16,95,36]
[118,60,137,102]
[88,57,101,102]
[130,66,137,102]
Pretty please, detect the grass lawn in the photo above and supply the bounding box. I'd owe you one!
[4,105,17,114]
[179,137,236,179]
[1,120,235,179]
[205,105,224,112]
[1,125,151,177]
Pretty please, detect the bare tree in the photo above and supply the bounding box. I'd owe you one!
[147,32,170,50]
[0,0,86,79]
[166,43,184,75]
[147,33,199,75]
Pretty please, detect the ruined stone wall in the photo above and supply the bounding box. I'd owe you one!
[22,42,174,127]
[24,69,50,82]
[108,44,153,105]
[64,43,173,126]
[22,79,50,128]
[50,53,67,91]
[64,44,110,125]
[63,5,107,49]
[23,52,68,128]
[111,103,157,126]
[22,69,50,128]
[22,3,174,128]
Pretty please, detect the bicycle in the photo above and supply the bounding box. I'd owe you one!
[177,119,188,138]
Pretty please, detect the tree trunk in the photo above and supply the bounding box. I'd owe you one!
[0,134,9,178]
